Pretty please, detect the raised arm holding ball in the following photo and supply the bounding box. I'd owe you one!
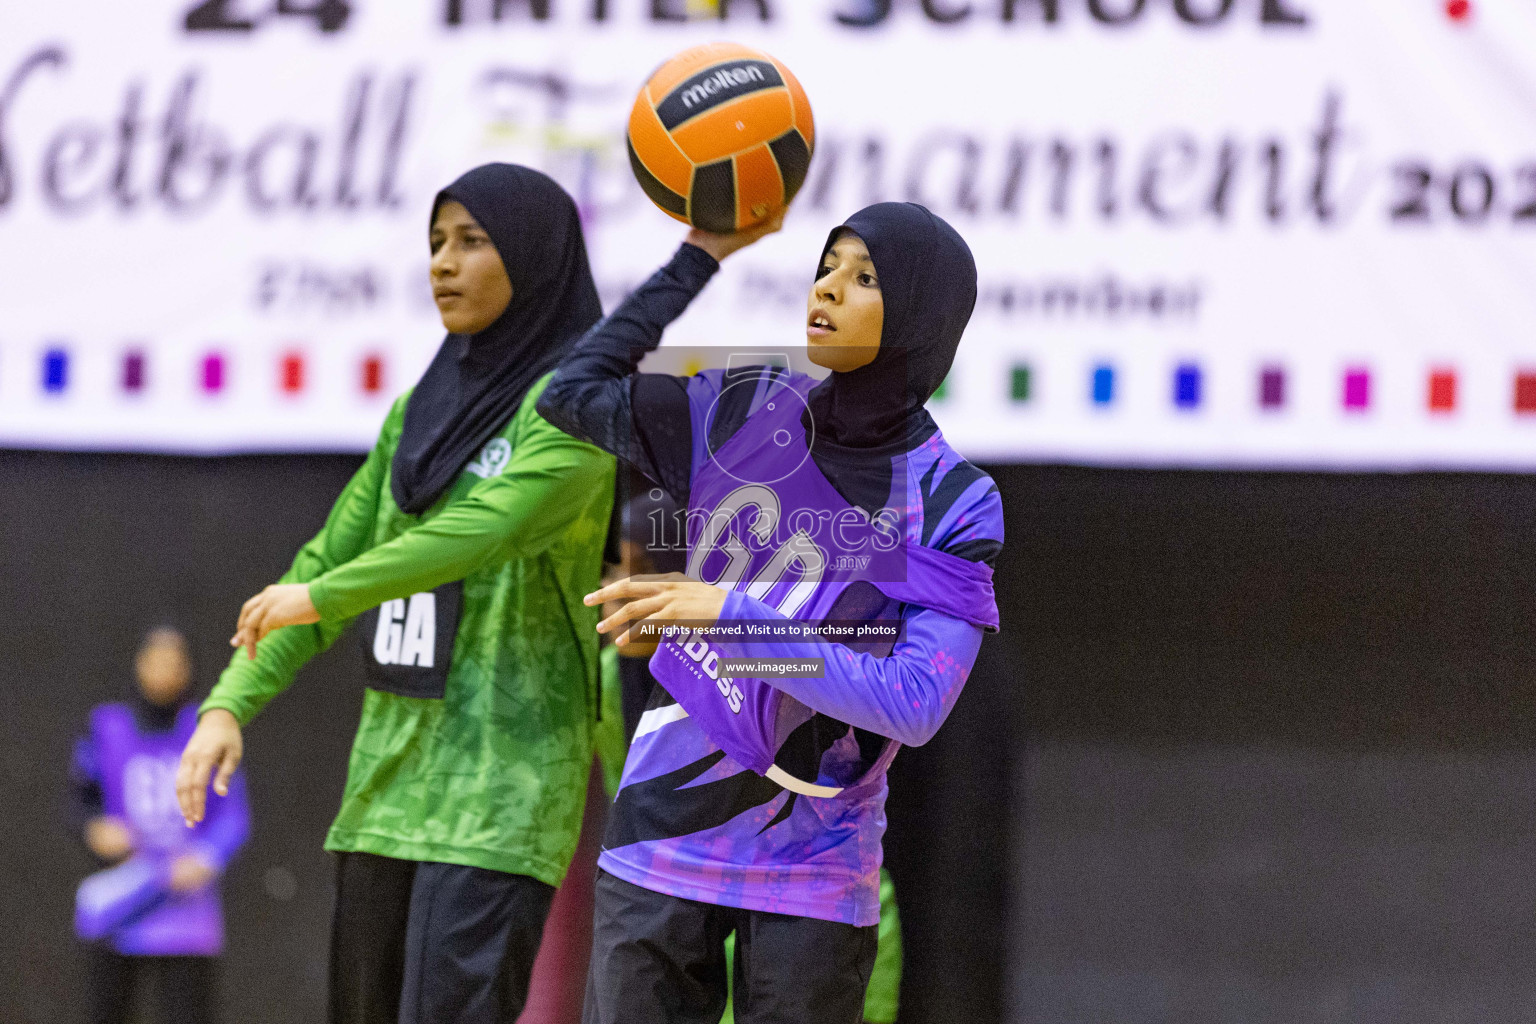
[536,44,1003,1024]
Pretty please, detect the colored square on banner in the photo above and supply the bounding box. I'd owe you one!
[1427,369,1457,413]
[1259,366,1285,410]
[42,347,68,394]
[1343,368,1371,411]
[281,352,305,394]
[202,353,226,394]
[122,350,146,394]
[361,355,385,395]
[1091,364,1115,406]
[1173,363,1201,410]
[1010,364,1031,403]
[1515,372,1536,414]
[932,375,950,402]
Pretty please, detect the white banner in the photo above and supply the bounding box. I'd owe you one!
[1,0,1534,468]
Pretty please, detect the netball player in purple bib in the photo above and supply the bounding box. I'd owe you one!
[72,627,250,1024]
[538,202,1003,1024]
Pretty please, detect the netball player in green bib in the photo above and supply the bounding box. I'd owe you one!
[174,164,615,1024]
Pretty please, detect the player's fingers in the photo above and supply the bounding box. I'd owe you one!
[753,211,786,239]
[212,747,240,798]
[235,592,262,635]
[594,596,644,633]
[613,596,674,647]
[178,750,213,824]
[189,752,214,822]
[584,577,664,606]
[174,756,199,822]
[245,602,279,656]
[597,594,668,635]
[175,751,199,803]
[233,600,258,647]
[238,619,259,660]
[584,579,633,605]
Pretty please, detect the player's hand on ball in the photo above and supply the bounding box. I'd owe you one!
[168,854,218,893]
[686,211,785,263]
[584,573,728,649]
[176,709,243,827]
[231,583,320,660]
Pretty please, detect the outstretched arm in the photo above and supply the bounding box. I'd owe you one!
[227,399,613,654]
[716,590,982,748]
[179,409,394,825]
[202,404,395,716]
[536,242,713,498]
[304,407,613,622]
[536,221,782,500]
[585,576,983,749]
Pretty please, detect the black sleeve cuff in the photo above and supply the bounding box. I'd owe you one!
[673,242,722,286]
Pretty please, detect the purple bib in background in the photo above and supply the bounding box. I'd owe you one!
[76,704,238,956]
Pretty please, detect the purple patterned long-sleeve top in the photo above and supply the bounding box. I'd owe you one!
[538,244,1003,925]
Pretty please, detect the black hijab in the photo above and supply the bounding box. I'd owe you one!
[804,202,978,454]
[391,164,603,515]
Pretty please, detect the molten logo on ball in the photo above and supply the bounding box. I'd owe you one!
[678,63,769,111]
[628,43,815,233]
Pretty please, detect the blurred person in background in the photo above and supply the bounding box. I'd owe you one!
[72,625,250,1024]
[174,163,615,1024]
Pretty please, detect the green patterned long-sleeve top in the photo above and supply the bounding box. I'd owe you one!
[201,374,615,885]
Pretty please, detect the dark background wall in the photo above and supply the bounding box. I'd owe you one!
[3,452,1534,1023]
[989,468,1536,1024]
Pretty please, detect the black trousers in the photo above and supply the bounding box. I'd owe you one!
[329,852,556,1024]
[583,869,879,1024]
[84,947,216,1024]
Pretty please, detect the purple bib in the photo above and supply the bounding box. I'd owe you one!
[76,704,242,955]
[647,369,997,793]
[92,704,199,852]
